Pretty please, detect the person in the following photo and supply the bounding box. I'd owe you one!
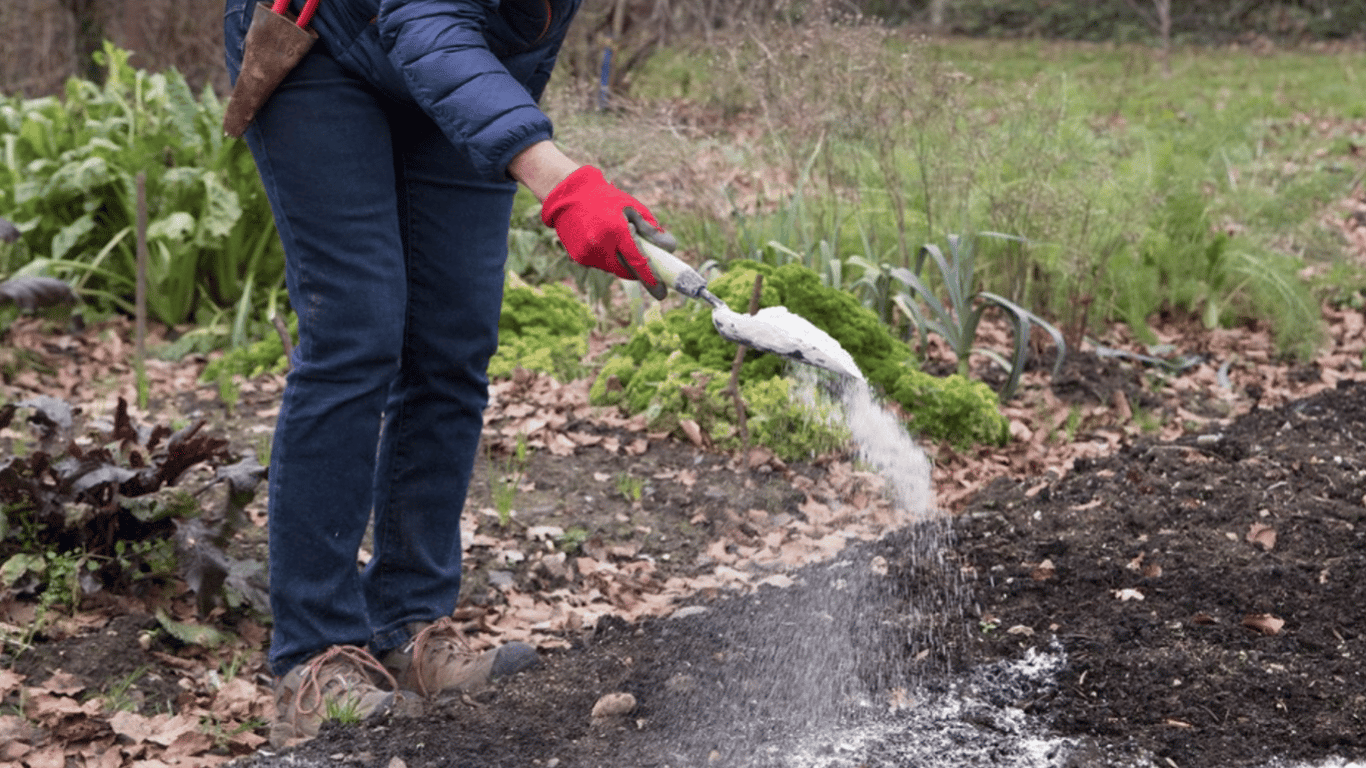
[222,0,666,746]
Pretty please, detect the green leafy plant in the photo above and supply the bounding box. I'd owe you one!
[891,233,1066,400]
[590,260,1007,456]
[887,367,1009,449]
[489,280,595,382]
[200,313,295,387]
[0,547,98,612]
[154,608,232,648]
[196,311,295,411]
[505,196,568,281]
[0,544,102,649]
[0,44,284,328]
[114,538,179,583]
[740,376,851,459]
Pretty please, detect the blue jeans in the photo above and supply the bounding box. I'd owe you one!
[225,2,513,676]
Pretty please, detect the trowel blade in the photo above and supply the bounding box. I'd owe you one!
[711,305,864,380]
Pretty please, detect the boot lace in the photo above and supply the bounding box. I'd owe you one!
[406,617,475,698]
[293,645,398,718]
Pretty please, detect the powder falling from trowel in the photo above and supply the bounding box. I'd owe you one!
[792,370,964,680]
[839,377,934,524]
[650,369,965,762]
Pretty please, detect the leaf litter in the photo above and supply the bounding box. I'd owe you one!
[0,288,1364,766]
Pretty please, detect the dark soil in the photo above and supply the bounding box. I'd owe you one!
[960,378,1366,767]
[223,376,1366,767]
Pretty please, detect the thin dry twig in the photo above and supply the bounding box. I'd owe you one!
[271,314,294,371]
[726,273,763,463]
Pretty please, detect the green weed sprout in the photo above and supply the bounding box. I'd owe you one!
[323,695,365,725]
[614,473,645,503]
[891,232,1066,400]
[489,434,530,527]
[98,665,150,713]
[557,526,590,554]
[491,474,517,527]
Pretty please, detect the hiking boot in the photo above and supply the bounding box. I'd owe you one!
[381,617,540,699]
[270,645,400,748]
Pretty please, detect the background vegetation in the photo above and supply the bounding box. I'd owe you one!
[0,0,1362,437]
[0,0,1362,645]
[2,1,1362,98]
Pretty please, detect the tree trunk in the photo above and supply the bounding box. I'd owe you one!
[611,0,629,38]
[1121,0,1173,78]
[65,0,103,82]
[1156,0,1171,77]
[930,0,949,30]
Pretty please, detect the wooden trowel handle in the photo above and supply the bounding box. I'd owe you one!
[618,248,670,301]
[626,235,713,303]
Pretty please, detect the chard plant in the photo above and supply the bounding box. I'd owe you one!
[0,396,268,623]
[891,232,1066,400]
[0,43,283,331]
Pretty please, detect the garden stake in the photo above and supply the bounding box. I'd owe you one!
[223,0,320,137]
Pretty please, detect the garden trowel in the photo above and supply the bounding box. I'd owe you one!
[620,210,863,381]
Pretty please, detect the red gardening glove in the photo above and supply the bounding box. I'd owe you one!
[540,165,662,287]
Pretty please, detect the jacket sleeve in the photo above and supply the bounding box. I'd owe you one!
[377,0,555,181]
[522,35,566,104]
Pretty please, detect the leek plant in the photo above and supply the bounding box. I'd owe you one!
[892,232,1066,400]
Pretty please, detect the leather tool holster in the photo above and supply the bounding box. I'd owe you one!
[223,2,318,137]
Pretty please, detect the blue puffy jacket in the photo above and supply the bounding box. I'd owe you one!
[284,0,583,182]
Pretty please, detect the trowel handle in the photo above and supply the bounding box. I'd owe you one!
[619,238,672,301]
[618,212,674,301]
[616,210,710,302]
[636,237,712,299]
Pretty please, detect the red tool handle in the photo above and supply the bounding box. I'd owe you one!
[271,0,319,27]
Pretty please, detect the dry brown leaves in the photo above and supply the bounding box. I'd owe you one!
[932,298,1366,513]
[0,621,270,767]
[483,367,648,458]
[453,444,914,652]
[1,316,207,426]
